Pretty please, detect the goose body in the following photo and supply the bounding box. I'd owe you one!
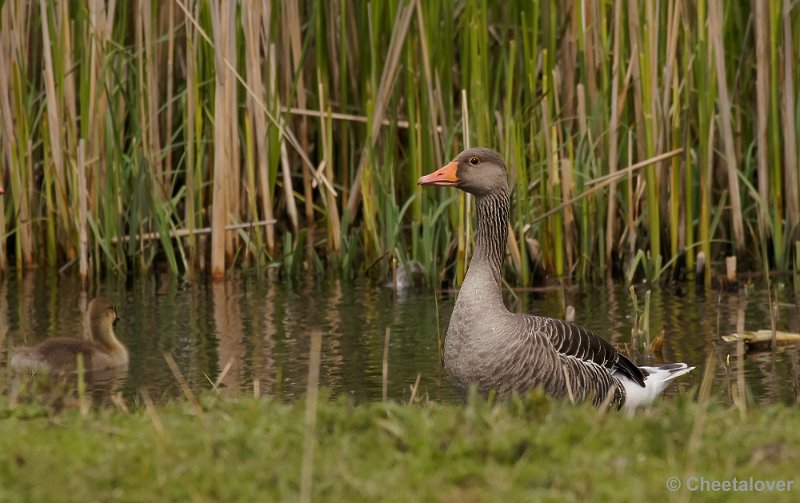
[419,148,693,409]
[11,297,128,374]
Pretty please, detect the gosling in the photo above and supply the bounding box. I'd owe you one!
[10,297,129,373]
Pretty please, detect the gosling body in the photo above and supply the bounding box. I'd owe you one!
[11,297,128,374]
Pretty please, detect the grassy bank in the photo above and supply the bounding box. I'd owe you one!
[1,1,799,284]
[0,391,798,502]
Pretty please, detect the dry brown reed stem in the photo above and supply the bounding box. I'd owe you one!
[0,4,16,150]
[644,1,660,152]
[280,133,300,235]
[284,0,314,223]
[138,0,163,199]
[164,0,176,176]
[581,1,599,117]
[78,140,88,285]
[414,0,444,165]
[300,330,322,503]
[709,0,745,254]
[38,0,68,236]
[0,183,3,272]
[755,0,770,235]
[209,0,233,279]
[60,0,77,145]
[318,82,341,252]
[661,0,681,129]
[462,90,472,275]
[626,0,646,163]
[561,8,576,124]
[605,0,623,265]
[345,2,415,219]
[88,0,114,188]
[184,0,198,271]
[0,3,15,271]
[625,133,636,259]
[664,1,682,259]
[781,0,799,233]
[242,1,275,254]
[224,2,240,261]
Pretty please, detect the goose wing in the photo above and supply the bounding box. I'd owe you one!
[533,316,646,387]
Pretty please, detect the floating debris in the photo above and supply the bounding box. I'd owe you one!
[722,330,800,345]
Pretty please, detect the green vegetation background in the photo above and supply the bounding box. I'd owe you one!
[1,1,799,284]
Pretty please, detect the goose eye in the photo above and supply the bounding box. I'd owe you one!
[468,157,479,166]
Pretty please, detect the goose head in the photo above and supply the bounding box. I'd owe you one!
[417,147,508,197]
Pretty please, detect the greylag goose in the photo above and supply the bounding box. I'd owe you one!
[11,297,129,373]
[418,147,693,409]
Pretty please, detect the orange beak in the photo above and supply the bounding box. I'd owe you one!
[0,186,4,195]
[417,161,459,187]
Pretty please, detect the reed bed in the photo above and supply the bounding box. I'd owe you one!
[0,0,798,285]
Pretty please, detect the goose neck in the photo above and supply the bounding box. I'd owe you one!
[471,192,509,282]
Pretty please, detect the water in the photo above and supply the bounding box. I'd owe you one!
[1,271,799,406]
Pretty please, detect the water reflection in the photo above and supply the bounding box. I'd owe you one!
[0,271,798,407]
[212,281,244,396]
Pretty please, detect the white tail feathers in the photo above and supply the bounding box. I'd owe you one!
[617,363,694,410]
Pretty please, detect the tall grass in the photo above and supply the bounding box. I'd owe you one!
[0,0,799,285]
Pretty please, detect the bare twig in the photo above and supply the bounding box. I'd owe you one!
[110,220,276,244]
[533,149,683,224]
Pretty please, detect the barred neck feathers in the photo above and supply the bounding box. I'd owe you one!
[472,191,509,285]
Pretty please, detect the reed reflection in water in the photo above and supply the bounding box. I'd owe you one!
[0,271,798,407]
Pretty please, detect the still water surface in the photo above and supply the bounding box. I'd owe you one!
[1,271,799,406]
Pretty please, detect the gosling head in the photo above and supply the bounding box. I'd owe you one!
[88,297,119,333]
[417,147,508,197]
